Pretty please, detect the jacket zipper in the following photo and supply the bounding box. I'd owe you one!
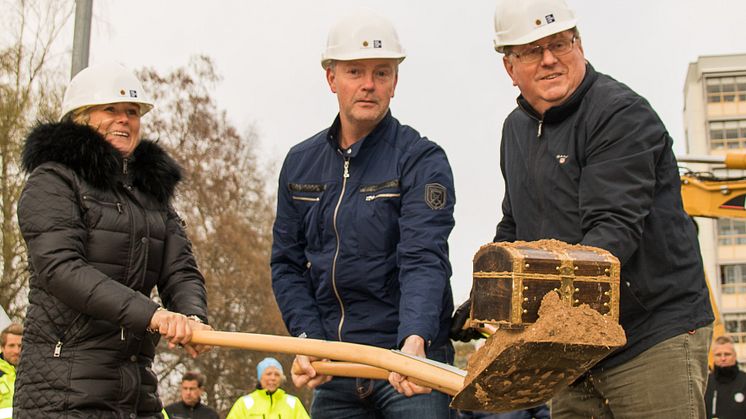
[292,196,320,202]
[120,184,151,291]
[331,156,350,341]
[82,195,123,214]
[517,100,544,138]
[53,313,83,357]
[365,193,400,201]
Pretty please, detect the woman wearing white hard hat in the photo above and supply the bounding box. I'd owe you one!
[14,62,212,418]
[226,357,309,419]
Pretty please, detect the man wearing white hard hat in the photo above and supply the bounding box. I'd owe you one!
[271,8,456,418]
[452,0,714,417]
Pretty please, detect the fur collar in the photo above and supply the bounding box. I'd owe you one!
[22,121,182,203]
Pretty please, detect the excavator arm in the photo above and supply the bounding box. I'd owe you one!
[678,153,746,365]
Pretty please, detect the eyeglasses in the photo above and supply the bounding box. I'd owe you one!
[508,36,576,64]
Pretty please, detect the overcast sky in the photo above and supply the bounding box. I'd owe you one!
[73,0,746,303]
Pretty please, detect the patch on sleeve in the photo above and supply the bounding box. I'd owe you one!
[425,183,447,210]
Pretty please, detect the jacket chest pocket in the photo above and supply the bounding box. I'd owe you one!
[290,184,326,251]
[356,180,401,254]
[81,194,124,228]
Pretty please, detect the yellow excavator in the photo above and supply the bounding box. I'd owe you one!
[679,152,746,364]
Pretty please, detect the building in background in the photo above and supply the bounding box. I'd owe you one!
[684,53,746,363]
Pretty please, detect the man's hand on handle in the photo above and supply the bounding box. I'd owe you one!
[292,355,333,388]
[389,335,432,397]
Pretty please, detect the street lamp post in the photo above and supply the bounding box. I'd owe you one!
[71,0,93,79]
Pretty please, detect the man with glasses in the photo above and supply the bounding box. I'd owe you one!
[452,0,714,417]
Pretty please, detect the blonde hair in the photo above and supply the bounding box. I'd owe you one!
[70,106,92,125]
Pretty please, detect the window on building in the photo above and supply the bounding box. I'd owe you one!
[721,264,746,294]
[710,120,746,150]
[707,76,746,103]
[718,218,746,245]
[724,313,746,343]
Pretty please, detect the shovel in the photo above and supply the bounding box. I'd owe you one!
[191,294,624,414]
[190,330,464,396]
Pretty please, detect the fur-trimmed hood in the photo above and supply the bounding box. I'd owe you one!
[22,121,182,203]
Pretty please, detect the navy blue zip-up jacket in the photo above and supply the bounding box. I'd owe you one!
[495,63,713,369]
[271,111,455,350]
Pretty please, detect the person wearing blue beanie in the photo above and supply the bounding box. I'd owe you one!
[226,358,309,419]
[256,357,283,382]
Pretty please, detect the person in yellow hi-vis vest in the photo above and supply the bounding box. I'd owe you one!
[226,358,309,419]
[0,323,22,419]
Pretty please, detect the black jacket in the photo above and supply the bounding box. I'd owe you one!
[495,63,713,369]
[164,401,219,419]
[705,367,746,418]
[14,121,208,418]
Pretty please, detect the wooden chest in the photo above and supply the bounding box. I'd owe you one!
[468,240,620,329]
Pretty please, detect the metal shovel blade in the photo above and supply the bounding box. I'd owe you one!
[450,339,616,412]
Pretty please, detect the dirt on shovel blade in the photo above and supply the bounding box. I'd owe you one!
[451,291,626,413]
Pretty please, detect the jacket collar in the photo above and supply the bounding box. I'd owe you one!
[22,121,182,204]
[517,62,599,123]
[326,110,393,158]
[714,364,741,383]
[179,400,204,410]
[257,387,286,399]
[0,353,14,375]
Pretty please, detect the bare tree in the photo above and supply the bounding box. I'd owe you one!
[138,56,311,415]
[0,0,72,319]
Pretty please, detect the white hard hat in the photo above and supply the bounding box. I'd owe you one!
[493,0,577,53]
[60,62,154,121]
[321,8,406,69]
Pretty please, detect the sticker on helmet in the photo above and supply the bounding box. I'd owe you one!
[373,40,382,48]
[425,183,447,210]
[129,90,138,98]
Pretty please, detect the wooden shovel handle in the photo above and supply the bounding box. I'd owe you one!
[291,361,457,396]
[191,330,463,395]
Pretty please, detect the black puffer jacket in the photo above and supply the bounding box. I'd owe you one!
[14,121,208,418]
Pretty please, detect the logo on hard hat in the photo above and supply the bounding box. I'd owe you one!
[361,40,383,49]
[129,90,138,98]
[534,14,556,27]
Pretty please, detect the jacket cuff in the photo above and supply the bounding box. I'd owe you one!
[130,296,161,332]
[397,328,432,349]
